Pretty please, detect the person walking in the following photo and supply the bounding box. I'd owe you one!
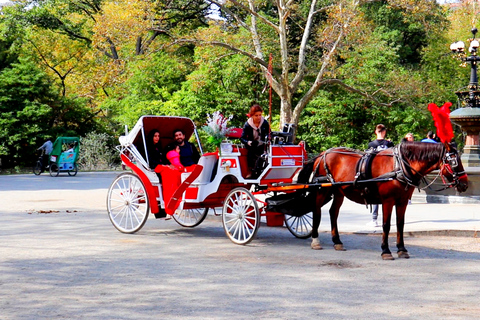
[367,124,394,227]
[421,131,437,143]
[402,132,414,143]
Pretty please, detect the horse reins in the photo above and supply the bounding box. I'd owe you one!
[394,144,466,191]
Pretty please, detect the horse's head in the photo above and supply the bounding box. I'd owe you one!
[440,143,468,192]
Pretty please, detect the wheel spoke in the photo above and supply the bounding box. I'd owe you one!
[107,173,149,234]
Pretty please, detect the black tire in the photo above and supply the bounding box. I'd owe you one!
[33,161,43,175]
[68,164,78,176]
[49,163,60,177]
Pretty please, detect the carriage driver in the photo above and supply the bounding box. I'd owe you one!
[240,104,270,179]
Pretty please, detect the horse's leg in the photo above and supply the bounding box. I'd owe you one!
[395,202,410,259]
[311,190,328,250]
[329,191,345,251]
[380,201,395,260]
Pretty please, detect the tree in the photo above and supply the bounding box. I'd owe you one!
[0,57,57,166]
[0,57,99,168]
[168,0,446,132]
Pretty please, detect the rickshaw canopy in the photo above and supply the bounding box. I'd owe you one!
[50,137,80,162]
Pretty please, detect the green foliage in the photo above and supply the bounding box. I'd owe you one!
[0,0,475,167]
[77,132,119,171]
[0,57,100,168]
[0,57,55,166]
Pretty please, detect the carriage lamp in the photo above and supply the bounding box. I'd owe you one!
[449,27,480,167]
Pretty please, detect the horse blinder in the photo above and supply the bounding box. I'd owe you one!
[442,150,468,190]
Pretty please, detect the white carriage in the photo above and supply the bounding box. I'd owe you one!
[107,115,313,244]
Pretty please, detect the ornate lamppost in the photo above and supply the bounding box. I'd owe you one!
[449,27,480,167]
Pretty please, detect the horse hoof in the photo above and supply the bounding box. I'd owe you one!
[381,253,395,260]
[311,238,323,250]
[398,251,410,259]
[334,244,346,251]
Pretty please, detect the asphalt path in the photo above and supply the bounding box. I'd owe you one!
[1,172,480,319]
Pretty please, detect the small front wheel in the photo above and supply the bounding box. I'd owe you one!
[222,187,260,245]
[173,207,208,227]
[49,163,60,177]
[285,212,313,239]
[107,173,149,233]
[68,164,78,176]
[33,161,43,175]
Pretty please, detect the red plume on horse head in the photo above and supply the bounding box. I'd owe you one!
[427,102,454,144]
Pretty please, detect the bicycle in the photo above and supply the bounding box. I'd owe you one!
[33,150,48,175]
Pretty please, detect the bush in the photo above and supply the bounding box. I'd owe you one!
[77,132,119,171]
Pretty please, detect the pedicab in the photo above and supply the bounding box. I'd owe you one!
[48,137,80,177]
[107,115,315,245]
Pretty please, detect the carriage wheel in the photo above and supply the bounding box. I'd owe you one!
[33,161,43,175]
[222,187,260,245]
[49,163,60,177]
[172,207,209,227]
[284,212,313,239]
[68,164,78,176]
[107,173,149,234]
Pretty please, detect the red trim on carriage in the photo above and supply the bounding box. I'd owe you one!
[120,154,160,214]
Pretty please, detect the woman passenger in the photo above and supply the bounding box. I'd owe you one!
[146,129,164,169]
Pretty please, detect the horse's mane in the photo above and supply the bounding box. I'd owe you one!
[399,142,445,163]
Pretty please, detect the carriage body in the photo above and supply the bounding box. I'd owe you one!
[107,115,311,244]
[48,137,80,177]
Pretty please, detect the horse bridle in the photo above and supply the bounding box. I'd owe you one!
[395,144,467,191]
[439,148,467,189]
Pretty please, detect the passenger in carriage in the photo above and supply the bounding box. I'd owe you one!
[146,129,165,169]
[240,104,270,179]
[171,129,200,167]
[165,144,185,172]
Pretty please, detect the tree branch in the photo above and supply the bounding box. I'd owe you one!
[225,0,280,32]
[321,79,399,107]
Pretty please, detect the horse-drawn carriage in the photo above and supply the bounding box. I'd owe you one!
[107,115,313,244]
[107,108,468,258]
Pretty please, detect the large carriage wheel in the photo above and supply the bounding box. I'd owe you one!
[68,164,78,176]
[172,207,209,227]
[33,161,43,175]
[107,173,149,234]
[222,187,260,245]
[284,212,313,239]
[49,163,60,177]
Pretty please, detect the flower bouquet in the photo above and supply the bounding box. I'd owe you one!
[202,111,233,154]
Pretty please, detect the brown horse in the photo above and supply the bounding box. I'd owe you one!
[298,142,468,260]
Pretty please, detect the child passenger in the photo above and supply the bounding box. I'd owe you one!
[166,145,185,171]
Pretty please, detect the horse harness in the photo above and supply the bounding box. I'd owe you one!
[313,144,465,194]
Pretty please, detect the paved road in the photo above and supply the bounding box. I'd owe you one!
[1,172,479,319]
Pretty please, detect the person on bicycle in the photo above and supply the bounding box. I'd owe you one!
[38,139,53,168]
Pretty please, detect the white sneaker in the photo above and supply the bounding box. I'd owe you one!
[366,220,380,227]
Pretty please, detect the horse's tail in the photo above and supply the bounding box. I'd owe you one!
[298,157,317,183]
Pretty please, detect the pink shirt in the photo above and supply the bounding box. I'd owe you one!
[166,150,184,170]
